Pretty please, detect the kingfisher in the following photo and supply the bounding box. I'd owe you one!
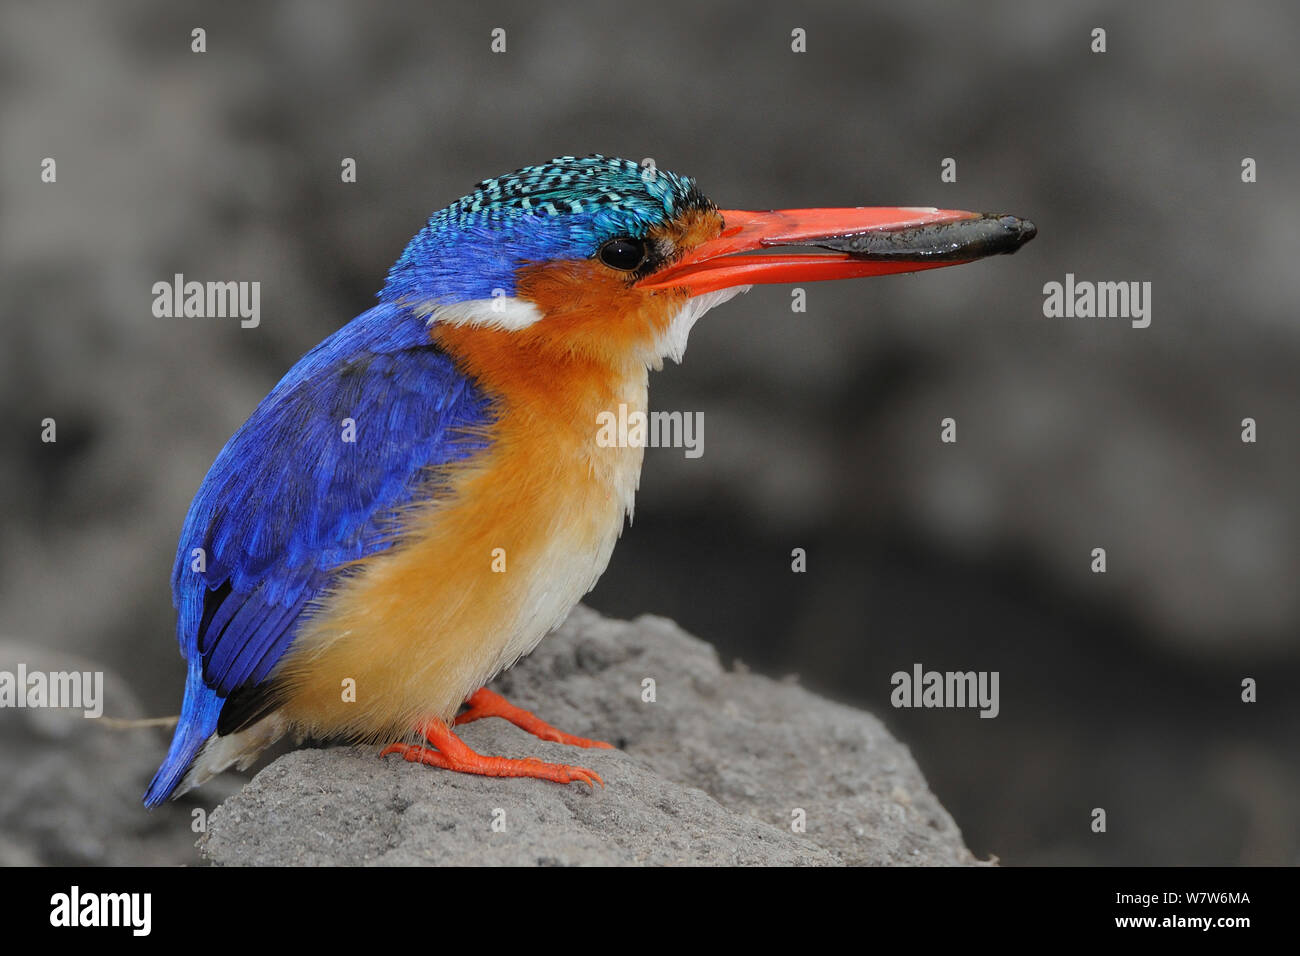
[144,154,1034,806]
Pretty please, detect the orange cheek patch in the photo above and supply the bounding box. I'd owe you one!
[507,208,727,363]
[508,260,689,367]
[434,206,727,371]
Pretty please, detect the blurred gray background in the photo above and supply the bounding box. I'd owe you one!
[2,0,1298,865]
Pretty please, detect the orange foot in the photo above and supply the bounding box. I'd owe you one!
[382,717,604,788]
[454,687,615,750]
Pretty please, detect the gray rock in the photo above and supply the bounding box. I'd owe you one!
[0,642,226,866]
[200,606,978,866]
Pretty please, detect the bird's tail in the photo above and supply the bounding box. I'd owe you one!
[143,656,222,808]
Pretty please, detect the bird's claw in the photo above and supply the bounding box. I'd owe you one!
[454,687,615,750]
[381,728,604,788]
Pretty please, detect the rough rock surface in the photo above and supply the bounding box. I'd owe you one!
[200,606,978,866]
[0,642,227,866]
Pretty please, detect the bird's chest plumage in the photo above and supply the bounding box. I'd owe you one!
[275,333,648,741]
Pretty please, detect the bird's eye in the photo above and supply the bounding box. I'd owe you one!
[598,237,647,272]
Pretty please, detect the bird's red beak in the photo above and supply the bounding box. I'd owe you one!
[636,207,1036,295]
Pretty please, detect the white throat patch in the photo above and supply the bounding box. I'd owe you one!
[654,286,751,364]
[419,296,545,331]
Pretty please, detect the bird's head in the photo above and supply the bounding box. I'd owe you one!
[382,154,1034,369]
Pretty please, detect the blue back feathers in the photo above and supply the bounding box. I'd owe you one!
[145,304,492,806]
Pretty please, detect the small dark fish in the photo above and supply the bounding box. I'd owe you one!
[817,213,1037,262]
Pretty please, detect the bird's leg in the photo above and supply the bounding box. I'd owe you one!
[453,687,615,750]
[381,718,603,787]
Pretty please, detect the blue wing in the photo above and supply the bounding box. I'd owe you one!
[145,303,493,806]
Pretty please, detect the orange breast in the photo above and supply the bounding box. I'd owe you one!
[270,288,673,743]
